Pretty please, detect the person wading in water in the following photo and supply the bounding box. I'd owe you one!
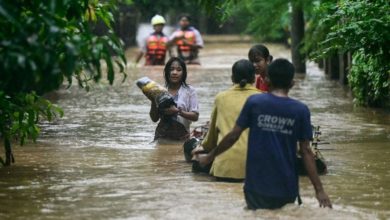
[168,14,204,65]
[248,44,273,92]
[191,59,261,182]
[135,15,171,66]
[195,59,332,210]
[150,57,199,140]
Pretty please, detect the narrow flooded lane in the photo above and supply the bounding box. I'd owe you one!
[0,40,389,219]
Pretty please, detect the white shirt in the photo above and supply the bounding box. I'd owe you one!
[172,85,199,131]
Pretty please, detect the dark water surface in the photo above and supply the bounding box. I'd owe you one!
[0,41,389,219]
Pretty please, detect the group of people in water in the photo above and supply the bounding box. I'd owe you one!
[138,14,332,210]
[136,14,203,65]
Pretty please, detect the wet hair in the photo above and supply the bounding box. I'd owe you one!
[164,57,188,87]
[232,59,256,88]
[178,14,191,22]
[267,58,295,89]
[248,44,272,62]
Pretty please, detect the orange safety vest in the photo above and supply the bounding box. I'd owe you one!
[175,30,197,60]
[145,33,168,65]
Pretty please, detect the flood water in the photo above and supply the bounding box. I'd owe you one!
[0,40,389,219]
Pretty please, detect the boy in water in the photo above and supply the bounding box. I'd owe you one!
[195,59,332,209]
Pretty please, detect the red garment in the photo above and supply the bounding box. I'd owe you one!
[255,76,269,92]
[145,33,168,65]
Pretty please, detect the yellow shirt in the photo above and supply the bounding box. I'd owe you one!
[202,84,261,179]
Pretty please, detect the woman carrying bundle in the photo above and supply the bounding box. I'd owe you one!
[149,57,199,140]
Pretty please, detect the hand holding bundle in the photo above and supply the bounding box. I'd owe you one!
[136,77,176,114]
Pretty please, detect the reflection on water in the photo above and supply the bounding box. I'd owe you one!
[0,42,389,219]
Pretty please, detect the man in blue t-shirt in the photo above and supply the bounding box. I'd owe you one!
[195,59,332,209]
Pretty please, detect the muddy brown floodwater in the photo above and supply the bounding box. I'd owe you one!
[0,40,389,220]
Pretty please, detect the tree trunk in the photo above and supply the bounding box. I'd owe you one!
[339,52,348,85]
[4,137,14,166]
[291,4,306,73]
[329,53,340,80]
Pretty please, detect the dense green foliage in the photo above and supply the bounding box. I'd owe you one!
[132,0,248,34]
[199,0,312,42]
[132,0,240,34]
[202,0,389,107]
[242,0,290,41]
[199,0,239,22]
[199,0,309,73]
[308,0,390,107]
[133,0,199,18]
[0,0,126,165]
[349,51,389,107]
[302,1,337,57]
[0,92,63,144]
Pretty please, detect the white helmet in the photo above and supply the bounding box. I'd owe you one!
[151,14,166,25]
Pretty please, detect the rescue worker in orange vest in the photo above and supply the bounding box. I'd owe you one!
[168,15,204,65]
[135,15,171,66]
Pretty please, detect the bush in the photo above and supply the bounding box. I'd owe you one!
[349,50,390,107]
[310,0,390,107]
[0,0,126,166]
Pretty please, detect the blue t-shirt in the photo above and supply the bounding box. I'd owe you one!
[236,93,312,199]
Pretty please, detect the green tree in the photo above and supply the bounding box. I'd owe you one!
[244,1,290,42]
[310,0,390,107]
[132,0,206,31]
[302,0,337,60]
[0,0,126,166]
[132,0,198,18]
[199,0,313,73]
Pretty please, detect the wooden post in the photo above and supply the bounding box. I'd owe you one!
[324,58,329,75]
[291,3,306,73]
[318,59,324,69]
[4,137,14,166]
[329,54,339,80]
[339,53,345,84]
[338,52,349,85]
